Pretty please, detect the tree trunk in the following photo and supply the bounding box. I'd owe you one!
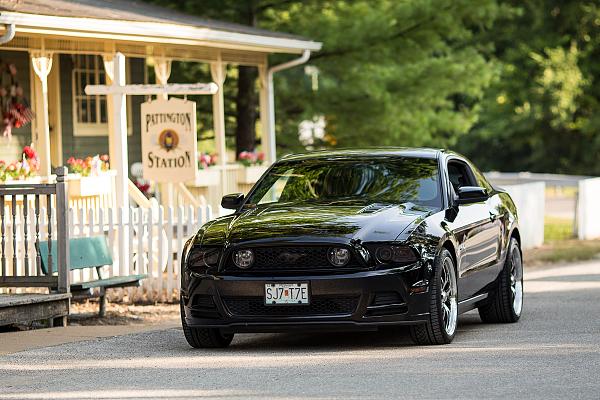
[235,65,258,157]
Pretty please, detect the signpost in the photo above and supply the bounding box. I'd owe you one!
[84,52,217,209]
[140,97,198,183]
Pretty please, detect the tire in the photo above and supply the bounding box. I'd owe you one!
[180,297,234,348]
[478,238,523,323]
[410,249,458,345]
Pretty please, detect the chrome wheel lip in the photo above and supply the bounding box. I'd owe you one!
[441,258,458,336]
[511,251,523,316]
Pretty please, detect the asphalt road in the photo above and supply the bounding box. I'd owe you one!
[1,261,599,400]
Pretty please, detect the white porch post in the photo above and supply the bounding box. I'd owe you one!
[258,64,275,165]
[210,57,227,199]
[102,54,117,166]
[154,57,174,207]
[31,51,53,176]
[108,52,129,211]
[154,57,172,99]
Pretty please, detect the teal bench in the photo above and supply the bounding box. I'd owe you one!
[40,236,147,317]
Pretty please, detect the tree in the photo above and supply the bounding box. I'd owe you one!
[147,0,502,157]
[264,0,502,153]
[458,1,600,175]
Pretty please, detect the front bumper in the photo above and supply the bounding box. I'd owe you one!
[181,263,432,333]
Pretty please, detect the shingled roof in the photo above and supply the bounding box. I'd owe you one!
[0,0,321,52]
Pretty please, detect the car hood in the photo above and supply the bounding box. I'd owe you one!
[198,202,431,245]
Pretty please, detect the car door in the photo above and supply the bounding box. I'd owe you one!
[445,159,502,300]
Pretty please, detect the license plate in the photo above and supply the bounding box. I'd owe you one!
[265,283,309,305]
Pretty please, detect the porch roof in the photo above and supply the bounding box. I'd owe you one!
[0,0,322,54]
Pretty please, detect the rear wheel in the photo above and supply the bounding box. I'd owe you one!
[478,238,523,323]
[410,249,457,345]
[180,297,234,348]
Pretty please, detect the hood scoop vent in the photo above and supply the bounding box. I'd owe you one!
[357,203,392,214]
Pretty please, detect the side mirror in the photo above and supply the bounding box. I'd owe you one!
[456,186,488,205]
[221,193,245,210]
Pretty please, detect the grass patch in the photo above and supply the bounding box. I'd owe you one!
[545,216,575,242]
[524,239,600,267]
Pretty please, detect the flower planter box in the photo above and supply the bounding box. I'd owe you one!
[188,169,221,187]
[1,176,42,185]
[237,165,268,185]
[67,173,113,197]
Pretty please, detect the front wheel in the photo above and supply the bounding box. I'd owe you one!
[180,298,234,348]
[478,238,523,323]
[410,249,458,345]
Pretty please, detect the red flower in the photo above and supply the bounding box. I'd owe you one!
[100,154,109,162]
[67,157,75,164]
[23,146,36,160]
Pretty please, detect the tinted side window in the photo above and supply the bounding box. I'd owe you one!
[469,163,493,192]
[447,160,476,193]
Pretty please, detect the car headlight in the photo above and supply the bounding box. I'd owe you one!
[375,245,417,264]
[233,249,255,269]
[327,247,350,266]
[187,247,220,272]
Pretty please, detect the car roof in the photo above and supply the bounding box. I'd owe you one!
[279,147,445,162]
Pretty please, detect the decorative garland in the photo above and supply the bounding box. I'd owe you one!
[0,59,34,139]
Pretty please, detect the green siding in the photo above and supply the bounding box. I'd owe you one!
[0,50,32,162]
[60,55,144,170]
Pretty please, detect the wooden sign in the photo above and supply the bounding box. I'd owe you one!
[141,97,198,183]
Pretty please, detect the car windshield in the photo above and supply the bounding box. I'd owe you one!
[246,157,442,209]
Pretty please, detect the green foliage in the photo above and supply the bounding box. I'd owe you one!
[146,0,600,174]
[459,1,600,175]
[265,0,501,153]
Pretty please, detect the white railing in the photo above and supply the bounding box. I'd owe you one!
[0,204,214,302]
[68,205,213,302]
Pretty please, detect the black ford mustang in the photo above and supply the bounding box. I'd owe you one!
[180,148,523,347]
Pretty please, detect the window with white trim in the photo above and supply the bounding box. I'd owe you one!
[71,55,134,136]
[72,55,108,136]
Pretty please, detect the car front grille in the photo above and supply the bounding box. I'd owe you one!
[223,296,360,317]
[222,245,364,273]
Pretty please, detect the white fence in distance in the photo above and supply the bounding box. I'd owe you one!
[502,182,546,249]
[577,177,600,240]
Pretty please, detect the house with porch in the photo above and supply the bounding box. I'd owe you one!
[0,0,321,211]
[0,0,321,326]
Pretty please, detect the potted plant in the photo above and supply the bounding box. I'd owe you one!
[0,146,41,183]
[237,151,267,184]
[190,153,220,187]
[66,154,114,197]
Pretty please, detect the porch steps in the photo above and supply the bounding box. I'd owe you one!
[0,293,71,327]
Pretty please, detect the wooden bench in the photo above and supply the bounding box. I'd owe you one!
[40,236,147,317]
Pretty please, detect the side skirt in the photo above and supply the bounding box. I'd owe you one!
[458,293,489,314]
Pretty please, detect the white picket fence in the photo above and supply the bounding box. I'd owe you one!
[0,204,214,303]
[68,205,214,303]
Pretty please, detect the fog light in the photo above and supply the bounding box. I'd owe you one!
[327,247,350,266]
[233,249,254,269]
